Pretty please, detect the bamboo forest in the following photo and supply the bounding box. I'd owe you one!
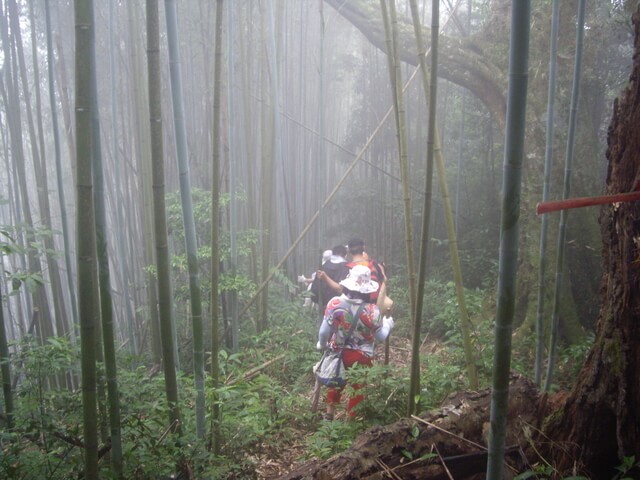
[1,0,640,479]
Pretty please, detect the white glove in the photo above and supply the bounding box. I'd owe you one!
[316,341,324,351]
[382,315,394,330]
[298,275,306,283]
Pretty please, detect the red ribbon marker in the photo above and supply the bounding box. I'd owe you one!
[536,190,640,215]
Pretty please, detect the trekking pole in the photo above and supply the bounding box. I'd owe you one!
[317,255,325,326]
[311,256,325,412]
[311,377,321,412]
[384,338,390,365]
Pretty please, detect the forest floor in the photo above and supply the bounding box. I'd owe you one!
[254,338,558,480]
[254,337,415,479]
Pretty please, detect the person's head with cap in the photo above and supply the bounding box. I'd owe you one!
[331,245,348,261]
[322,249,332,264]
[340,264,378,300]
[347,238,365,256]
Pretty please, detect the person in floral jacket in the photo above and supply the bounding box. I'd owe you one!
[316,264,394,420]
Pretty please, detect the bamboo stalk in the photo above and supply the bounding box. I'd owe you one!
[434,444,455,480]
[411,415,487,451]
[225,353,287,386]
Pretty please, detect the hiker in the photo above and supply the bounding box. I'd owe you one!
[310,245,349,310]
[316,264,394,420]
[298,249,332,307]
[345,238,387,303]
[316,238,390,313]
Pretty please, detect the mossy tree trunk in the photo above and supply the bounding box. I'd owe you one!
[544,7,640,477]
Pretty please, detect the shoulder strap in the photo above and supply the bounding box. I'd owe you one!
[339,304,365,354]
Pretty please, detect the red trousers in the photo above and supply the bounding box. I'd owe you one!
[326,348,373,417]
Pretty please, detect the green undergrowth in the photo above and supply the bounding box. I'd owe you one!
[0,284,596,478]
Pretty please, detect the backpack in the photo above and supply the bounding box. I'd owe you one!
[313,304,364,387]
[310,261,349,306]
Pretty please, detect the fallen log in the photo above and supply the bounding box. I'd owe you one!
[279,374,549,479]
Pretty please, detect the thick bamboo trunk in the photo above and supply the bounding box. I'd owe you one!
[146,0,182,436]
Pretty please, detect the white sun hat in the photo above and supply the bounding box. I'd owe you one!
[340,264,379,294]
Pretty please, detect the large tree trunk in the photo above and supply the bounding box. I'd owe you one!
[544,6,640,478]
